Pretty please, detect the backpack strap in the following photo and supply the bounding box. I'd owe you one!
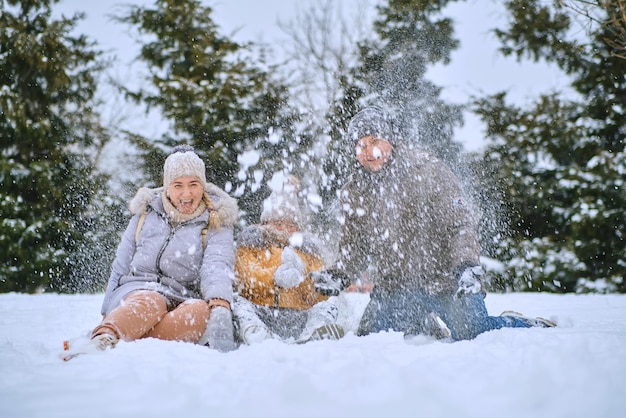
[134,209,150,244]
[201,193,216,249]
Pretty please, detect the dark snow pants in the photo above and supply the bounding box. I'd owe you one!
[357,287,531,341]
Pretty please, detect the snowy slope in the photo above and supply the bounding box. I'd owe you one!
[1,291,625,418]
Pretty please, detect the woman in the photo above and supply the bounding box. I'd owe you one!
[63,145,238,359]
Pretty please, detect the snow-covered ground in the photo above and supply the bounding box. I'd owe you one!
[1,291,625,418]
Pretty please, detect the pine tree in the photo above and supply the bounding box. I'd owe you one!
[354,0,464,161]
[474,0,626,292]
[320,0,466,200]
[113,0,298,224]
[0,0,110,292]
[279,1,473,251]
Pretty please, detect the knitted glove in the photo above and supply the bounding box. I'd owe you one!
[310,269,351,297]
[205,306,236,352]
[274,247,306,288]
[455,265,485,298]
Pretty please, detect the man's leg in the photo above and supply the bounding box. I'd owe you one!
[437,293,492,341]
[357,288,431,336]
[440,293,554,341]
[357,291,390,336]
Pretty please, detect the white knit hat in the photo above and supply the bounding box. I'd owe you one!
[260,174,304,228]
[163,145,207,187]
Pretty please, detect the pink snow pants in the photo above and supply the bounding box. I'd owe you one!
[91,290,225,343]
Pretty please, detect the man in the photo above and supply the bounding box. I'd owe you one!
[321,106,554,341]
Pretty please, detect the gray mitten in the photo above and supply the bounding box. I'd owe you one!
[205,306,236,352]
[274,246,306,288]
[455,265,485,298]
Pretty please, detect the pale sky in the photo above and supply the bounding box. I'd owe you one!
[54,0,570,152]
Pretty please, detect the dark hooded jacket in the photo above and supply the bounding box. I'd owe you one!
[335,132,481,296]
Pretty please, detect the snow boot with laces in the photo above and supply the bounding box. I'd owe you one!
[500,310,557,328]
[296,299,344,343]
[297,323,345,343]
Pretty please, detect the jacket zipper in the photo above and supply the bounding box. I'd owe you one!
[155,223,181,282]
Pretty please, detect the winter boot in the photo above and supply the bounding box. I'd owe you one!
[92,333,119,350]
[500,310,557,328]
[297,300,342,343]
[297,324,345,343]
[241,324,272,345]
[425,312,452,340]
[309,324,345,341]
[61,332,118,361]
[232,296,272,345]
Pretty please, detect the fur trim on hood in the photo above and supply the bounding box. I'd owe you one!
[204,182,238,228]
[128,183,238,228]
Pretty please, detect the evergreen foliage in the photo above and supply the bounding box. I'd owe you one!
[474,0,626,292]
[320,0,467,204]
[113,0,299,225]
[0,0,112,292]
[359,0,464,159]
[312,0,471,256]
[3,0,623,294]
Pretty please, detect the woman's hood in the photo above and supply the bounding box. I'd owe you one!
[128,182,238,228]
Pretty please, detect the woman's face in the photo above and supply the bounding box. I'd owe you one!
[355,135,393,172]
[167,176,204,214]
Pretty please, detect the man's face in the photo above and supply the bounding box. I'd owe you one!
[355,135,393,172]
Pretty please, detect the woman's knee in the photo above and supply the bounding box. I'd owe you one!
[177,299,211,321]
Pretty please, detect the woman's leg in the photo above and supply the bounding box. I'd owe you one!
[92,290,167,341]
[144,299,211,343]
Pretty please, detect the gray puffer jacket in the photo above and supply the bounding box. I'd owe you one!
[335,143,481,296]
[100,183,238,316]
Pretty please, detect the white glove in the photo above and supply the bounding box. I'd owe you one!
[455,265,485,298]
[204,306,236,352]
[274,247,306,288]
